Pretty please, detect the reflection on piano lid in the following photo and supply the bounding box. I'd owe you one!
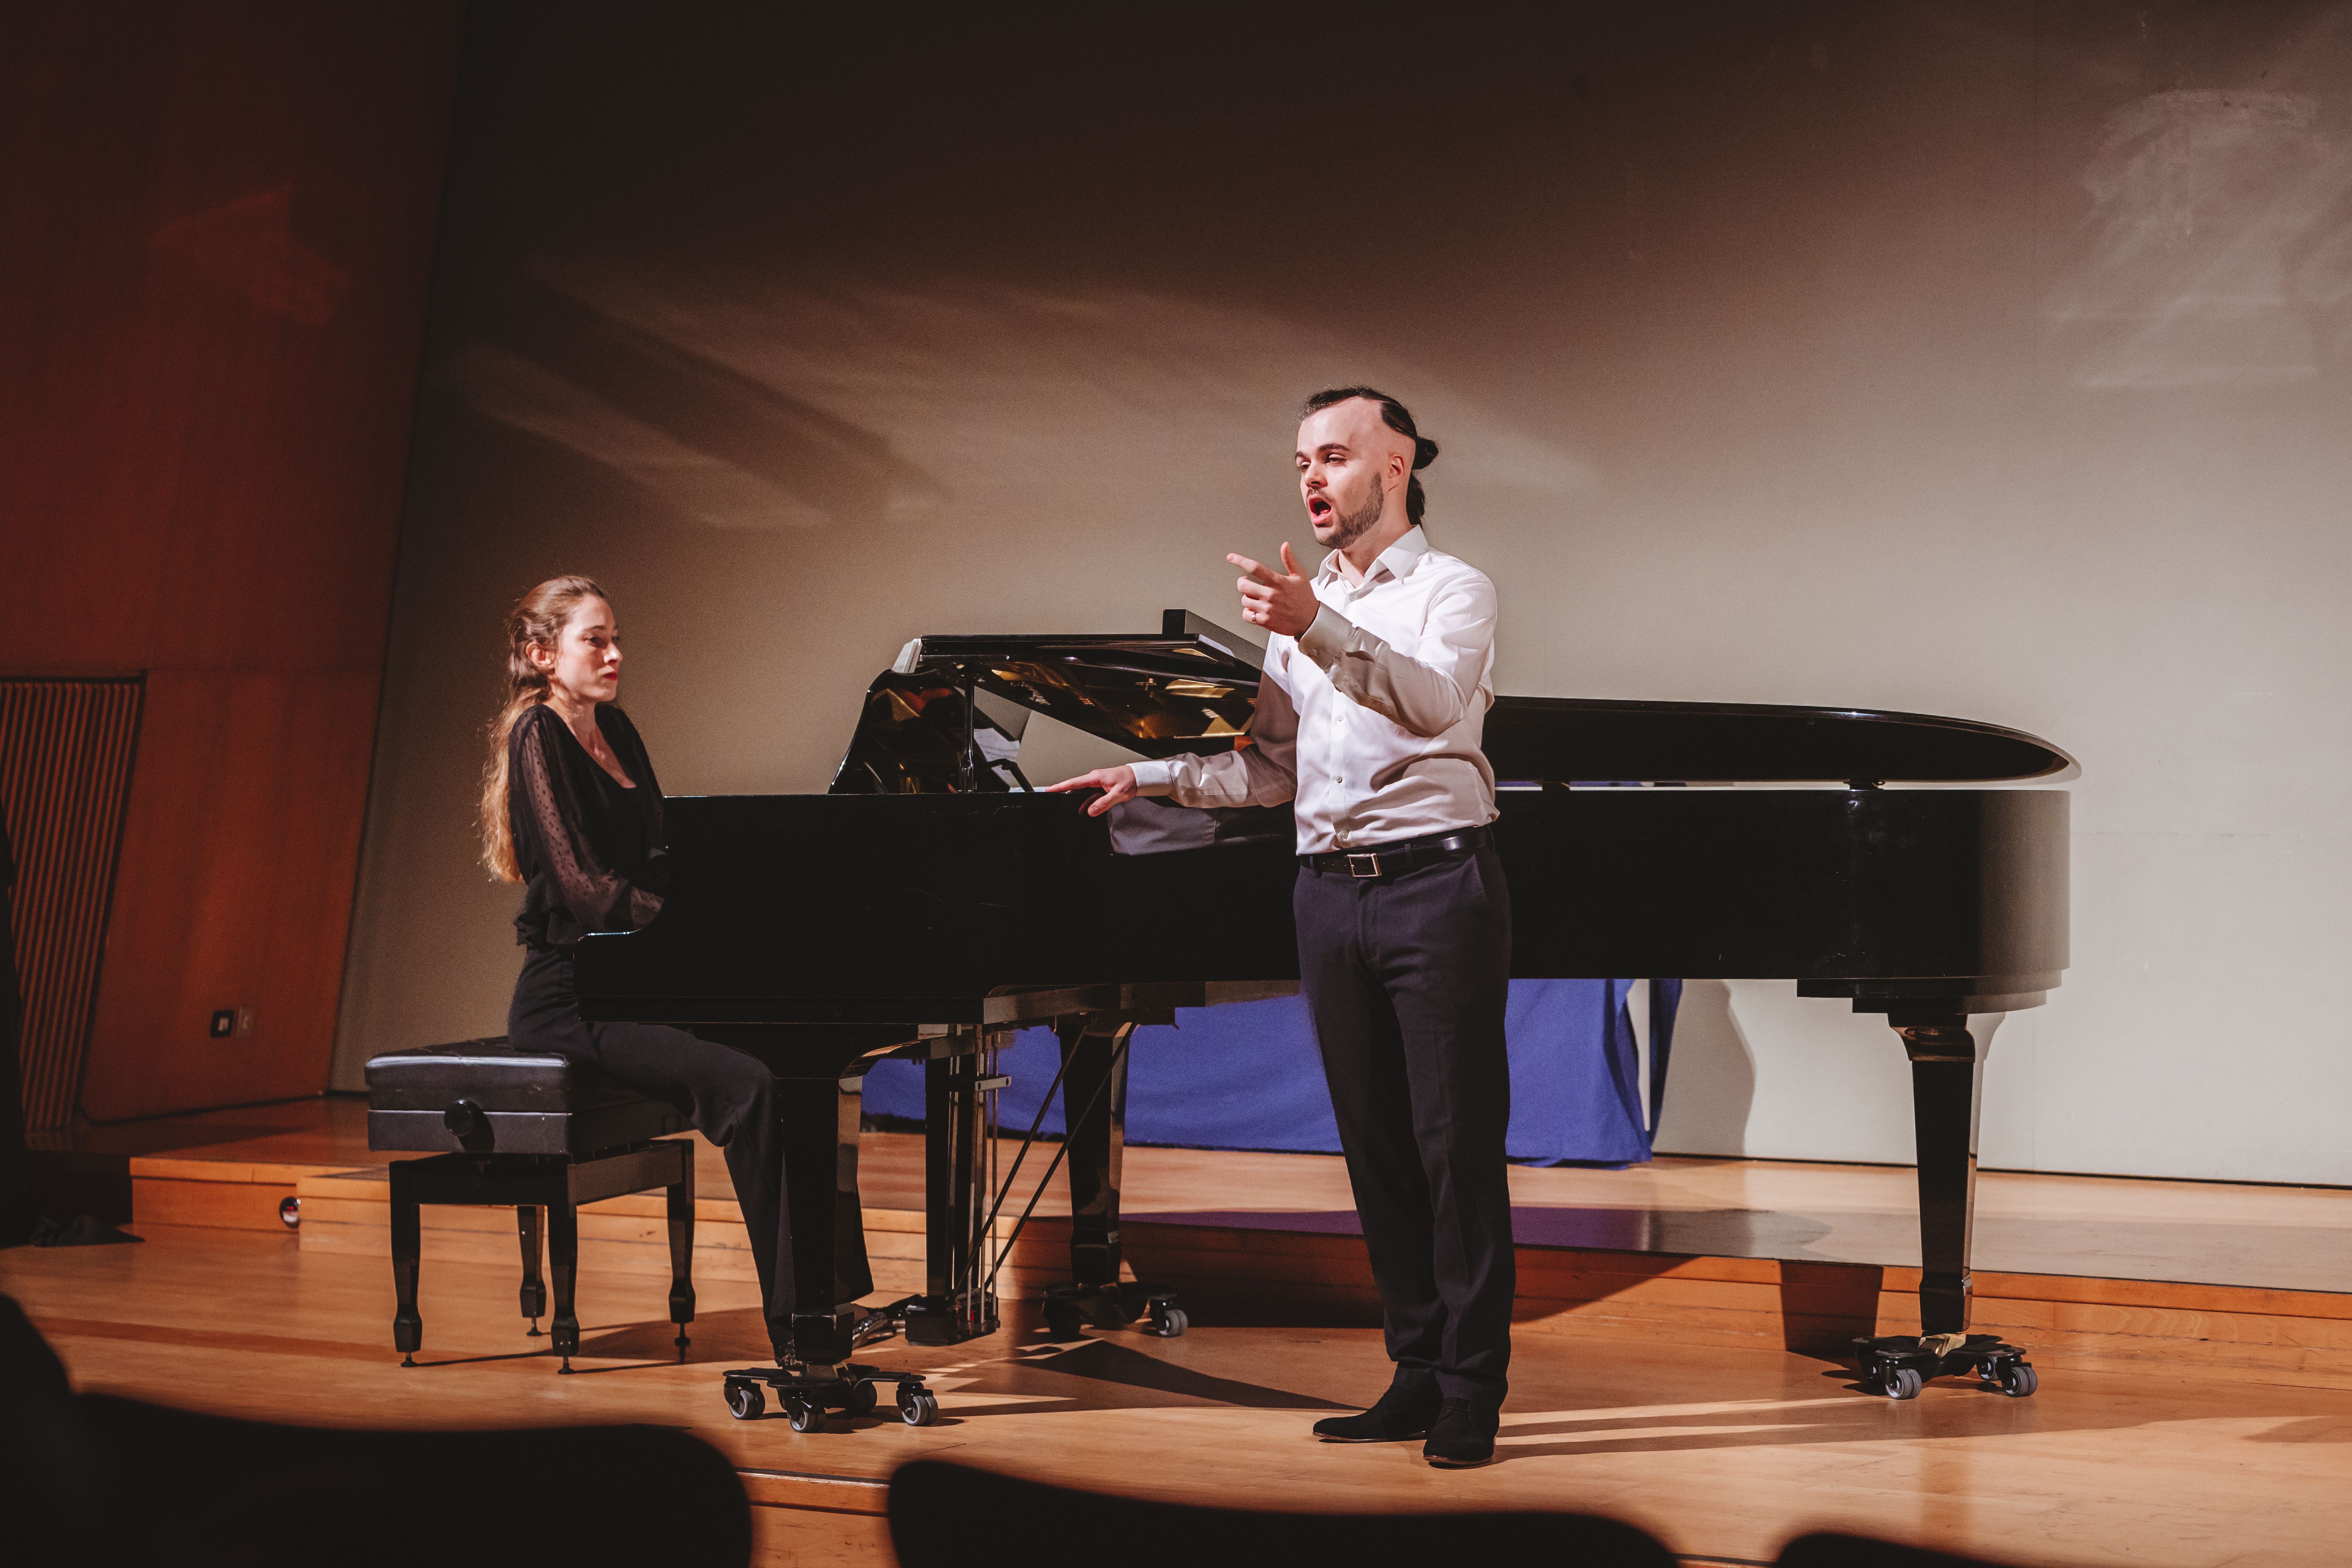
[829,609,2076,794]
[831,610,1267,794]
[831,676,1036,796]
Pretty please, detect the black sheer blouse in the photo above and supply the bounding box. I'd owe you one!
[508,702,668,950]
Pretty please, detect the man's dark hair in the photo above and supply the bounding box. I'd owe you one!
[1301,386,1440,529]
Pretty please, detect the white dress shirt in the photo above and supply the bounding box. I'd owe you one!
[1128,525,1499,854]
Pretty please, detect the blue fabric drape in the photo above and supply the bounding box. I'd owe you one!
[858,977,1683,1167]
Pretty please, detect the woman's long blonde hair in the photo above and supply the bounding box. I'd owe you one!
[479,575,610,882]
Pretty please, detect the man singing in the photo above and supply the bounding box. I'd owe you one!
[1047,387,1512,1467]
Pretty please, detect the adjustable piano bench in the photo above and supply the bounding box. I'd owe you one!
[364,1037,696,1373]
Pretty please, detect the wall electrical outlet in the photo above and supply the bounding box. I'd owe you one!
[209,1008,257,1039]
[235,1007,256,1036]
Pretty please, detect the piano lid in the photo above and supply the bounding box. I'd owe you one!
[1484,696,2075,785]
[889,609,1266,761]
[840,609,2075,789]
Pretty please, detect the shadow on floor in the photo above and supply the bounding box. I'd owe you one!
[978,1335,1346,1411]
[579,1307,770,1366]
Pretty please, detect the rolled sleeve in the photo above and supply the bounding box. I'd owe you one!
[1127,758,1180,795]
[1294,603,1353,671]
[1316,577,1495,739]
[1137,747,1293,810]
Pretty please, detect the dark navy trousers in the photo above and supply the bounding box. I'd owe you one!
[1295,842,1515,1409]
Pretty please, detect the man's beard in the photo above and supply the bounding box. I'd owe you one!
[1321,481,1384,549]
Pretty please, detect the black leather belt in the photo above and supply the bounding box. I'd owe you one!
[1300,824,1491,879]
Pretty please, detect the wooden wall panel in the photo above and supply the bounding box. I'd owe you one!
[0,2,466,1121]
[0,2,463,677]
[80,672,380,1121]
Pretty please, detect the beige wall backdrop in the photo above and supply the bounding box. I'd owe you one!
[334,2,2352,1186]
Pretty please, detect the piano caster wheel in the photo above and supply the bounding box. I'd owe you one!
[1996,1362,2038,1398]
[1148,1304,1188,1338]
[897,1384,941,1427]
[1043,1299,1085,1341]
[849,1379,878,1418]
[1882,1367,1924,1401]
[726,1381,765,1421]
[786,1395,824,1433]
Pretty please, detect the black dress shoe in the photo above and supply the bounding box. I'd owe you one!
[1422,1399,1500,1467]
[1312,1384,1441,1442]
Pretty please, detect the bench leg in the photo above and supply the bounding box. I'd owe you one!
[667,1142,695,1361]
[517,1205,547,1335]
[548,1197,580,1372]
[390,1161,423,1366]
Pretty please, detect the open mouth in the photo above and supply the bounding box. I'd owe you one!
[1307,495,1334,523]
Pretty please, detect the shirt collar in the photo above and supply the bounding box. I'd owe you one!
[1317,524,1430,588]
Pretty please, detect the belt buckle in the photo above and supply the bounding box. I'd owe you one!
[1345,852,1382,879]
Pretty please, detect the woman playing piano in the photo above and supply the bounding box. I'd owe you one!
[480,574,865,1365]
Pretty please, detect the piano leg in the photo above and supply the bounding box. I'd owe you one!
[1062,1016,1130,1294]
[710,1066,946,1431]
[1042,1015,1186,1341]
[774,1074,865,1365]
[900,1038,1004,1347]
[833,1073,873,1308]
[1854,1008,2039,1400]
[1905,1018,1983,1339]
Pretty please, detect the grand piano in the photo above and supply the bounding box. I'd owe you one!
[576,610,2070,1407]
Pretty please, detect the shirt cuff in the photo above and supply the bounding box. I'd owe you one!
[1294,603,1353,671]
[1125,759,1179,796]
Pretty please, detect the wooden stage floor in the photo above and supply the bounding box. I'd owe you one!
[50,1096,2352,1292]
[9,1098,2351,1567]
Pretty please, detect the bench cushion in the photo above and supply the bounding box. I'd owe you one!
[365,1038,641,1114]
[365,1038,685,1156]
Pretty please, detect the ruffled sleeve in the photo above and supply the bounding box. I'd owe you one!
[510,706,662,945]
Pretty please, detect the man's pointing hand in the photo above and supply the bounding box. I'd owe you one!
[1041,765,1138,817]
[1229,542,1319,639]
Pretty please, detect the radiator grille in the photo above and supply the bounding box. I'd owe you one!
[1,677,144,1131]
